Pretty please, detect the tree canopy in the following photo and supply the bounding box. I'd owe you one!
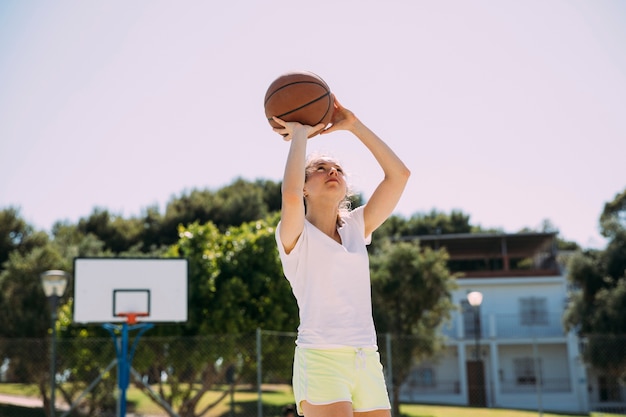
[0,178,586,340]
[0,177,596,414]
[564,187,626,381]
[370,240,457,416]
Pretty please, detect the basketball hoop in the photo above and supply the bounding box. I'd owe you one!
[116,312,149,325]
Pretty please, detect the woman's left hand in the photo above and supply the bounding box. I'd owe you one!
[272,117,324,141]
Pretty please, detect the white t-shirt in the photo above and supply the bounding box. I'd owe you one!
[275,206,378,349]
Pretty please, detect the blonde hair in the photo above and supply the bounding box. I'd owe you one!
[304,152,354,226]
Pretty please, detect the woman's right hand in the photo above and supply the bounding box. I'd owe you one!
[272,117,324,141]
[321,96,358,135]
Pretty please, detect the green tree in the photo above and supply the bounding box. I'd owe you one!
[168,213,296,336]
[0,209,62,339]
[371,209,477,252]
[0,240,70,416]
[129,214,297,417]
[402,209,474,235]
[0,207,48,271]
[518,218,580,250]
[370,240,457,417]
[564,188,626,381]
[75,208,144,254]
[162,179,280,235]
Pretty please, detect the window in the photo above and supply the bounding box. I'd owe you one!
[412,367,435,387]
[519,297,548,325]
[514,357,541,386]
[462,300,480,338]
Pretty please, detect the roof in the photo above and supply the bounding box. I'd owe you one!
[398,232,560,278]
[403,232,557,260]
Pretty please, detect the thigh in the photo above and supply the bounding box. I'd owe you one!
[301,400,353,417]
[354,409,391,417]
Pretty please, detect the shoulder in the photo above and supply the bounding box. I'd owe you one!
[342,205,364,219]
[341,205,365,225]
[340,206,371,244]
[276,220,310,256]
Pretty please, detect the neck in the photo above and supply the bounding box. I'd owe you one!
[305,204,339,236]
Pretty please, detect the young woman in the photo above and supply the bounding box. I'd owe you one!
[273,96,410,417]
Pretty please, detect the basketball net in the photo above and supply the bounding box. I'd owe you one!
[116,312,149,325]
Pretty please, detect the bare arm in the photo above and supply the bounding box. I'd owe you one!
[274,117,325,253]
[322,98,411,237]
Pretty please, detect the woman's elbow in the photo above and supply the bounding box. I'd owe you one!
[398,166,411,183]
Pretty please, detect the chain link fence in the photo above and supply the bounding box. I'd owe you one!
[581,334,626,415]
[1,331,625,416]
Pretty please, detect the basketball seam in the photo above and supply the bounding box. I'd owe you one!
[264,80,328,105]
[266,91,331,122]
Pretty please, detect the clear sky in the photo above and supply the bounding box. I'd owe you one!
[1,0,624,250]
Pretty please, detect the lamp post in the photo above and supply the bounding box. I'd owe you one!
[467,291,483,360]
[41,270,69,417]
[467,290,485,406]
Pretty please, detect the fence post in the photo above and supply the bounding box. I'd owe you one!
[257,328,263,417]
[386,333,394,416]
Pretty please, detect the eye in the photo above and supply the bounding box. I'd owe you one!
[316,166,325,172]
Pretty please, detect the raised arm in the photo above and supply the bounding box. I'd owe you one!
[321,98,410,237]
[274,117,324,253]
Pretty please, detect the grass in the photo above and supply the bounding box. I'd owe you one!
[400,403,586,417]
[0,383,41,397]
[590,414,626,417]
[121,383,296,415]
[0,382,296,416]
[0,382,614,417]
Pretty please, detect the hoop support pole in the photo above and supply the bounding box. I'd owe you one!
[102,321,154,417]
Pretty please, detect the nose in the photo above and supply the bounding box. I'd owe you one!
[328,167,338,176]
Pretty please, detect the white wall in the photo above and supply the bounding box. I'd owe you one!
[453,276,566,317]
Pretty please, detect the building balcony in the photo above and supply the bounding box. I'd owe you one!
[440,312,566,341]
[400,377,573,397]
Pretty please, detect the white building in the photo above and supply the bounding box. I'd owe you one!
[398,232,626,414]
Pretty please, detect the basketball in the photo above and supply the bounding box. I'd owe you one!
[264,71,334,137]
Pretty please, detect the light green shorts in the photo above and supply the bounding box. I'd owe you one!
[293,346,391,415]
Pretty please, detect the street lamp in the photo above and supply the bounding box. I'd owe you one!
[467,290,483,360]
[466,290,485,406]
[41,270,69,417]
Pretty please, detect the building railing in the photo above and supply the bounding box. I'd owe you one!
[499,377,572,393]
[440,312,566,340]
[399,379,461,396]
[400,377,573,396]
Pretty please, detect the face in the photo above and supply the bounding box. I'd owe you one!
[304,158,347,201]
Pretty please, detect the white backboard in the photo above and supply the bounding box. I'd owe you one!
[73,257,188,324]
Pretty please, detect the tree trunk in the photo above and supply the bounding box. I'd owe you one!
[392,384,401,417]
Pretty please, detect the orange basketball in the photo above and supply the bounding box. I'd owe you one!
[264,71,334,137]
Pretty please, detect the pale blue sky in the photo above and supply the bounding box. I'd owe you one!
[1,1,624,249]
